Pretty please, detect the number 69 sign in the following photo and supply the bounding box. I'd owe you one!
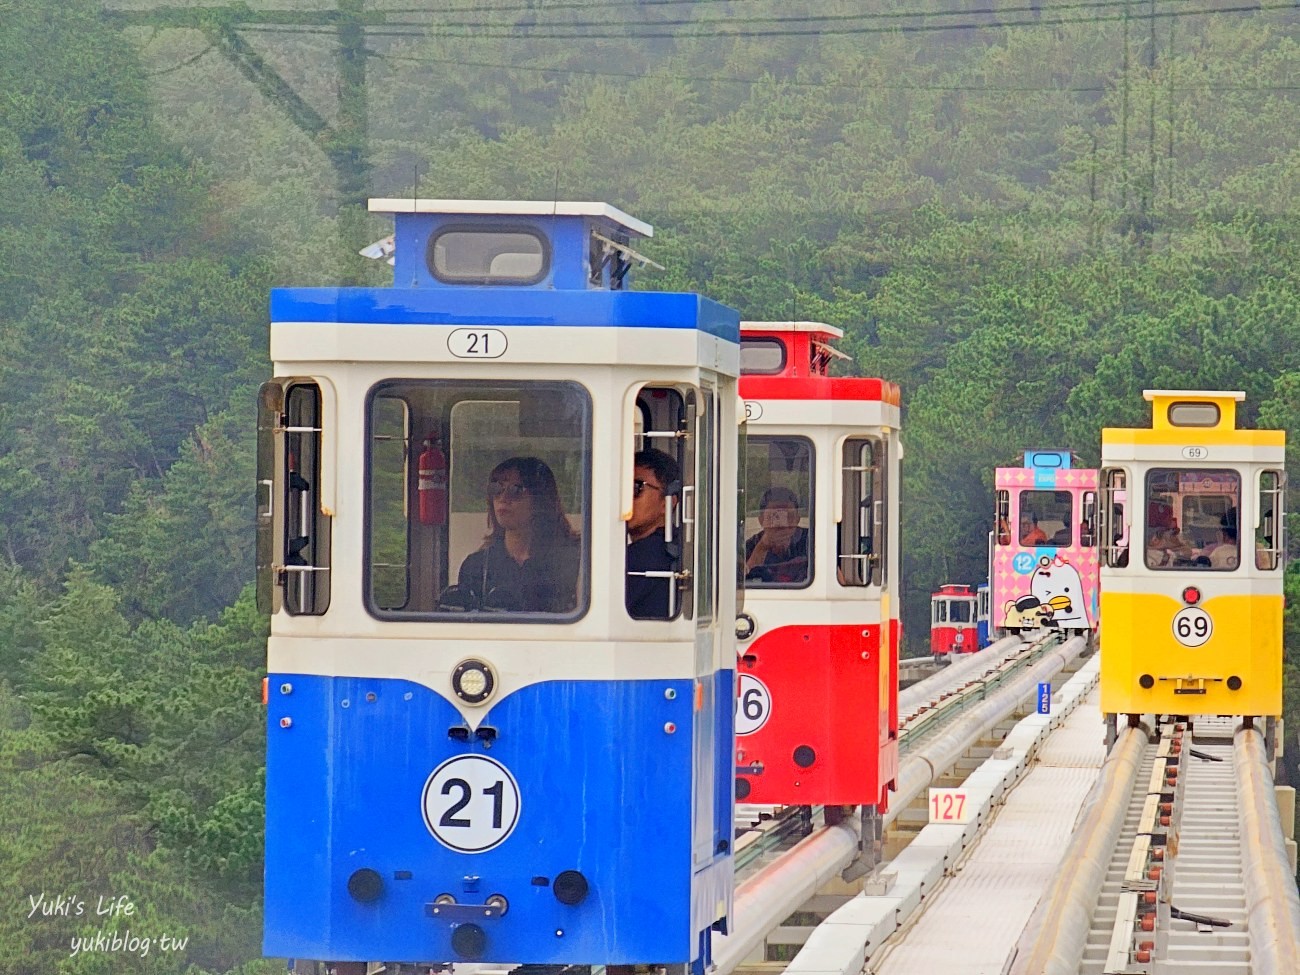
[1172,607,1213,648]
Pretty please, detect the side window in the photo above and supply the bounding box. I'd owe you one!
[1018,490,1073,547]
[283,383,331,615]
[626,386,691,621]
[679,390,698,621]
[365,381,590,621]
[743,436,813,588]
[995,489,1011,545]
[1257,470,1285,570]
[697,387,717,622]
[739,337,786,375]
[735,417,748,612]
[1100,469,1129,568]
[1081,490,1098,547]
[839,437,884,587]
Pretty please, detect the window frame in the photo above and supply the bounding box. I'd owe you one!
[628,384,694,622]
[363,379,592,623]
[1018,489,1074,548]
[739,337,787,375]
[426,223,551,286]
[742,434,815,591]
[1143,467,1242,572]
[1100,468,1129,568]
[281,382,332,616]
[995,489,1011,545]
[838,436,886,588]
[1256,469,1286,571]
[1081,490,1098,547]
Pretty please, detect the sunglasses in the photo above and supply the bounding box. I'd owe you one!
[488,481,529,499]
[633,479,664,498]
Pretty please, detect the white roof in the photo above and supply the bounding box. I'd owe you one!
[367,198,652,237]
[740,320,844,338]
[1143,389,1244,401]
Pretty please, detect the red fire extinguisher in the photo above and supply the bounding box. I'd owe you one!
[418,437,448,526]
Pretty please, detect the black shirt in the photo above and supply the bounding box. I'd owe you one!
[457,539,579,614]
[744,527,810,584]
[626,528,677,619]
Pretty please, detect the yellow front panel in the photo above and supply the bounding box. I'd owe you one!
[1100,591,1282,717]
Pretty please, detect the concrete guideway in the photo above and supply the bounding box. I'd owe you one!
[1007,715,1300,975]
[716,636,1094,975]
[868,678,1106,975]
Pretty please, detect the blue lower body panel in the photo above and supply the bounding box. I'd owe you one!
[264,672,734,965]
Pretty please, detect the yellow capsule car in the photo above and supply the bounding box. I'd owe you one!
[1099,391,1285,750]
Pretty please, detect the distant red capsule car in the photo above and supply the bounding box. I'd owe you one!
[931,583,978,659]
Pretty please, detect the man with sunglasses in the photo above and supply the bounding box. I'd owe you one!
[626,448,681,619]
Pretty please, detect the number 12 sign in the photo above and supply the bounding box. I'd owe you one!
[928,788,972,825]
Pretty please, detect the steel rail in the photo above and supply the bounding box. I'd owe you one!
[1001,724,1148,975]
[1235,724,1300,974]
[898,632,1064,749]
[732,635,1056,879]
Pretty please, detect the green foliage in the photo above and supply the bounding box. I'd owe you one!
[9,2,1300,969]
[87,400,259,625]
[9,575,269,972]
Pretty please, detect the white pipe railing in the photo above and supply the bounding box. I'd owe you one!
[1236,724,1300,975]
[898,634,1025,719]
[712,821,861,973]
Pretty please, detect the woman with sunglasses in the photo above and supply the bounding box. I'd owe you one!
[456,456,580,613]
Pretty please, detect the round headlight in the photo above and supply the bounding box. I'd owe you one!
[451,659,497,706]
[735,613,757,641]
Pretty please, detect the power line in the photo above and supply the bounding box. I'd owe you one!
[380,0,779,14]
[369,0,1207,31]
[145,43,215,77]
[234,2,1300,41]
[348,0,1224,28]
[373,49,1300,95]
[374,50,1112,92]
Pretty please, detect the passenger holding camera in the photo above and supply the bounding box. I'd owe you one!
[745,486,810,584]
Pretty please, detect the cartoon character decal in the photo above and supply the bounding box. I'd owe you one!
[1006,556,1091,631]
[1002,594,1053,630]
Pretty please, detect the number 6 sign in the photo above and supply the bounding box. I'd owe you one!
[735,674,772,736]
